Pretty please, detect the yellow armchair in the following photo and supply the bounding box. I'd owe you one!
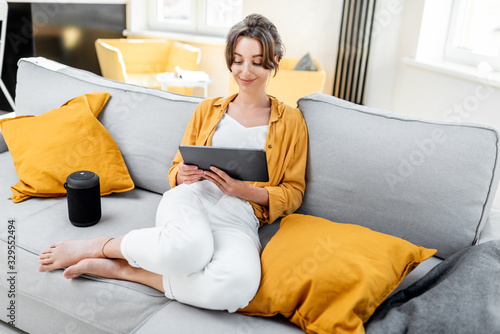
[95,38,201,95]
[229,58,326,106]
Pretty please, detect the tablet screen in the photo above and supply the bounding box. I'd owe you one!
[179,145,269,182]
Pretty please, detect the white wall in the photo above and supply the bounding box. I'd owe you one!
[363,0,423,110]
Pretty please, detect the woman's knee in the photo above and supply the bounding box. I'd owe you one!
[200,267,261,312]
[154,201,214,275]
[156,193,204,228]
[157,230,214,275]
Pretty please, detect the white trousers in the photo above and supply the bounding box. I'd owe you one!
[120,180,262,312]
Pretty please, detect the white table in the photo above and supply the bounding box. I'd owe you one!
[156,72,213,97]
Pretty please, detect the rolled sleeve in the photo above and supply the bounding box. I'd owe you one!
[254,110,308,224]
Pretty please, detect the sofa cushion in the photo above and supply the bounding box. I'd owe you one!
[297,93,500,259]
[133,302,305,334]
[0,143,167,332]
[15,57,203,195]
[0,92,134,203]
[239,214,436,334]
[0,187,168,333]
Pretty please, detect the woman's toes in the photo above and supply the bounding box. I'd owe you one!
[63,264,83,279]
[39,249,52,257]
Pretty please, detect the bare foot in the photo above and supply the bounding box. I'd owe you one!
[38,236,112,273]
[63,258,128,279]
[63,258,166,293]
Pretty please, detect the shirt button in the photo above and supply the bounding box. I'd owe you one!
[268,145,272,149]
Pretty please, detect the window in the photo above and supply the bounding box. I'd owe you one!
[445,0,500,70]
[148,0,243,37]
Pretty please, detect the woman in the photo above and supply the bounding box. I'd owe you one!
[38,13,308,312]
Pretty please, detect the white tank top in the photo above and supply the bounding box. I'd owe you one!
[211,112,268,150]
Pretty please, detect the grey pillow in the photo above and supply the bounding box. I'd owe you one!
[293,53,317,71]
[297,93,500,259]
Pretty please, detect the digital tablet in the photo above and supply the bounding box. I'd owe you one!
[179,145,269,182]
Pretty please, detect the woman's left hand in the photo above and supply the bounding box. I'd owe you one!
[202,166,249,199]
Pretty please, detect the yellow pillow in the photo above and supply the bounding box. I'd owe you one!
[0,92,134,203]
[239,214,437,334]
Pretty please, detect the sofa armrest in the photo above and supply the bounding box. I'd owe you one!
[479,208,500,243]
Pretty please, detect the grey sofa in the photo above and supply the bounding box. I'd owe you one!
[0,57,499,333]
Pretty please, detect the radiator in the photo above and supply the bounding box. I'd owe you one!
[333,0,377,105]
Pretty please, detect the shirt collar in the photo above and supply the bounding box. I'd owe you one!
[213,93,285,123]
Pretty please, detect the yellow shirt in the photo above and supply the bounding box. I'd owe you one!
[168,93,308,224]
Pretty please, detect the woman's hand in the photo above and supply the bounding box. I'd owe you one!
[176,161,204,185]
[202,166,246,197]
[203,166,269,206]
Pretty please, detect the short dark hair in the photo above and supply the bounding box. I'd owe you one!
[225,13,284,76]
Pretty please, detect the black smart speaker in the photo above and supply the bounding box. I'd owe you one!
[65,171,101,227]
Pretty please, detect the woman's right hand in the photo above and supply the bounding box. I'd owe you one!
[176,161,204,185]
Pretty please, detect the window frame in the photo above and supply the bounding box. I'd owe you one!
[147,0,241,37]
[444,0,500,71]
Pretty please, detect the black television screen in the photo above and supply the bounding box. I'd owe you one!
[1,3,126,112]
[31,3,126,75]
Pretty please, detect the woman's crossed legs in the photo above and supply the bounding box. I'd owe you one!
[37,182,261,312]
